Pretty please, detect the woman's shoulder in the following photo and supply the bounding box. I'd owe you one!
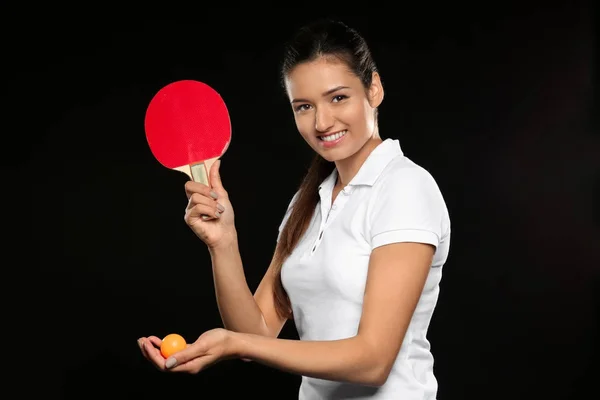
[376,154,440,190]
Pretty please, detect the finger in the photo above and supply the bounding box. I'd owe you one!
[185,186,222,221]
[168,354,217,374]
[138,338,148,358]
[147,336,163,347]
[186,193,218,211]
[209,160,225,193]
[142,340,167,370]
[164,342,205,370]
[185,193,223,222]
[185,180,219,201]
[187,203,223,220]
[138,338,156,365]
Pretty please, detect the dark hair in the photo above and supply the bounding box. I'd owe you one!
[271,19,380,319]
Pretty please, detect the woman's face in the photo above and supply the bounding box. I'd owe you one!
[284,57,383,162]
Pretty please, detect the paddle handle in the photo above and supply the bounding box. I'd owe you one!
[190,163,209,185]
[174,157,218,186]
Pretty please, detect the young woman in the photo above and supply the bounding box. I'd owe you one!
[139,19,451,399]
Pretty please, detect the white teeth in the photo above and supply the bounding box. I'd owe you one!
[320,130,347,142]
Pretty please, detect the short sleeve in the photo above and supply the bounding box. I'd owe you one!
[277,190,300,243]
[368,167,446,250]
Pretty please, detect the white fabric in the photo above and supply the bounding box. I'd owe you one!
[278,139,451,399]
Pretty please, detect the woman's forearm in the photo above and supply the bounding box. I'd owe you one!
[208,234,270,336]
[230,332,388,387]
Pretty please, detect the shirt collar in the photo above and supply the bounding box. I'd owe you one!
[319,138,403,191]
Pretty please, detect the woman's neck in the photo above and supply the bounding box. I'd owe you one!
[334,135,382,187]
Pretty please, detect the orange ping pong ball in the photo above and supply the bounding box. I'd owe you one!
[160,333,187,359]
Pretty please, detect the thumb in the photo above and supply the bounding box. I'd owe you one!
[209,160,225,191]
[164,344,201,370]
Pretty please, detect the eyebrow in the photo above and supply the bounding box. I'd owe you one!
[291,85,350,103]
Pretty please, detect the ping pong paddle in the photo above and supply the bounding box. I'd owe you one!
[144,80,231,186]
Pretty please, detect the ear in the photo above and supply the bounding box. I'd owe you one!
[368,72,384,108]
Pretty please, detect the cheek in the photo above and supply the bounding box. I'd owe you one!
[343,102,373,131]
[294,115,314,140]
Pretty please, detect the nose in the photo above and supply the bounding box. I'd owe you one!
[315,106,334,133]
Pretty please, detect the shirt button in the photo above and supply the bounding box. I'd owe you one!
[319,231,323,239]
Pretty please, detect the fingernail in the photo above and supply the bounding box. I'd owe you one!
[165,357,177,369]
[217,203,225,212]
[210,191,218,199]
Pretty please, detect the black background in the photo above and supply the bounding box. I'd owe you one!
[6,3,598,399]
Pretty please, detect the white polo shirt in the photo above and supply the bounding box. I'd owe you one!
[279,138,451,400]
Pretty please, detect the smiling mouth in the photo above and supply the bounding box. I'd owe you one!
[318,130,347,142]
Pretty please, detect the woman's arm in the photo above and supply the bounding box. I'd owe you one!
[230,242,435,386]
[210,240,288,338]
